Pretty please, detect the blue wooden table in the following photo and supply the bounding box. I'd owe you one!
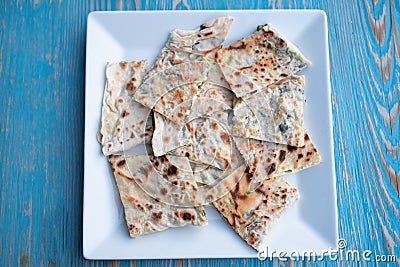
[1,1,399,266]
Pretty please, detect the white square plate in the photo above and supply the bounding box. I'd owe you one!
[84,10,338,259]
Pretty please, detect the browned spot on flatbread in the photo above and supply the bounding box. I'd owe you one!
[165,165,179,178]
[175,210,195,221]
[121,110,129,118]
[266,163,276,175]
[136,203,145,212]
[132,61,143,68]
[287,145,297,152]
[128,224,136,231]
[145,203,154,210]
[159,155,167,163]
[163,136,170,143]
[249,156,259,173]
[276,38,285,49]
[210,121,218,130]
[160,187,168,195]
[125,196,138,205]
[265,30,275,37]
[247,231,259,245]
[245,81,254,89]
[117,160,126,167]
[279,150,286,162]
[220,132,230,145]
[182,212,193,221]
[126,77,138,93]
[152,211,163,222]
[239,65,252,71]
[186,122,194,134]
[173,89,185,101]
[227,41,247,50]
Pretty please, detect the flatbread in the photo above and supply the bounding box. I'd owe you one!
[234,131,321,184]
[150,65,235,158]
[188,63,235,120]
[109,155,207,237]
[213,173,300,252]
[192,137,245,185]
[152,111,194,157]
[170,111,232,170]
[133,16,234,125]
[134,61,210,125]
[216,23,311,97]
[148,15,235,75]
[232,76,306,147]
[98,60,153,155]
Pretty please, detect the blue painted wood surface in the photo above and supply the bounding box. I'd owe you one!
[0,0,399,266]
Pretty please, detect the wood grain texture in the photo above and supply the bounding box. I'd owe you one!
[0,0,399,266]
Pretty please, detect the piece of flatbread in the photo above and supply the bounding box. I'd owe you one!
[216,23,311,97]
[213,173,300,252]
[152,111,194,157]
[194,164,248,205]
[134,16,235,125]
[188,64,235,120]
[148,15,235,75]
[170,111,232,170]
[234,132,321,184]
[98,61,153,155]
[109,154,207,237]
[192,137,245,185]
[232,76,306,147]
[134,61,210,125]
[150,64,235,157]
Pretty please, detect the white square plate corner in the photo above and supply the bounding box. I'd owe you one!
[84,9,338,260]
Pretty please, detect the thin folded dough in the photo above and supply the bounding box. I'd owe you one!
[213,173,300,252]
[98,61,152,155]
[109,154,207,237]
[234,131,321,184]
[216,23,311,97]
[232,76,306,147]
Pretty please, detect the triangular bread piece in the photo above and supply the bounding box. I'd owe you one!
[109,154,207,237]
[98,61,152,155]
[216,23,311,97]
[232,76,306,147]
[212,173,300,252]
[234,132,321,184]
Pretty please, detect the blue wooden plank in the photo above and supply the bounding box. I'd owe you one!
[0,0,399,266]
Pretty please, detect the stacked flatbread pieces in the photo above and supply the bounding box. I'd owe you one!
[97,16,321,253]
